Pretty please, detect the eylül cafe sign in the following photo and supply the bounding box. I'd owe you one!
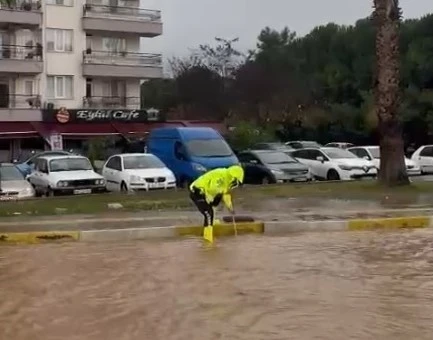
[43,108,162,123]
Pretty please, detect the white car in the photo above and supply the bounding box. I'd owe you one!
[411,145,433,174]
[291,147,377,181]
[28,155,106,196]
[102,153,176,192]
[325,142,355,149]
[349,146,421,176]
[0,163,35,200]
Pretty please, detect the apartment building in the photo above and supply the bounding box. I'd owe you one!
[0,0,164,161]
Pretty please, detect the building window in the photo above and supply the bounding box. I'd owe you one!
[102,37,126,55]
[47,76,73,99]
[24,81,34,96]
[46,29,73,52]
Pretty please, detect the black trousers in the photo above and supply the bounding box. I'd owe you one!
[189,187,222,227]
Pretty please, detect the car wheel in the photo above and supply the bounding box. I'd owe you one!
[33,185,42,197]
[46,187,55,197]
[327,169,340,181]
[120,181,128,192]
[261,176,272,185]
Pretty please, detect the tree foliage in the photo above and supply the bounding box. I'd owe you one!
[141,13,433,147]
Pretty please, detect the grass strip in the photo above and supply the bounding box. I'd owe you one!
[1,181,432,217]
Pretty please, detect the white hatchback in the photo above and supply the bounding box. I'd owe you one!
[102,153,176,192]
[291,147,377,181]
[349,146,421,176]
[411,145,433,174]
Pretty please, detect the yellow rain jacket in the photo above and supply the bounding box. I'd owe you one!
[189,165,244,212]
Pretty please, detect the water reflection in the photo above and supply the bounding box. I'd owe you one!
[1,230,433,339]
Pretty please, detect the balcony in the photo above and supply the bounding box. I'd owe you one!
[82,3,162,37]
[82,50,162,79]
[0,44,43,74]
[83,96,140,109]
[0,1,42,28]
[0,94,42,121]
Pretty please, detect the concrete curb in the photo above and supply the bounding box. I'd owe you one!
[0,216,431,245]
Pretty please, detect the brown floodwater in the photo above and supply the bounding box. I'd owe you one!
[1,229,433,340]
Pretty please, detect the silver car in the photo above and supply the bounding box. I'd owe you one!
[0,163,35,200]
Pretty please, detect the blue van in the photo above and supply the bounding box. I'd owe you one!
[147,127,239,187]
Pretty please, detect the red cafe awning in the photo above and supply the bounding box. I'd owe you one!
[31,122,119,138]
[112,121,185,136]
[0,122,39,138]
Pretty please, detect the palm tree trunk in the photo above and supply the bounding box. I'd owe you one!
[373,0,409,186]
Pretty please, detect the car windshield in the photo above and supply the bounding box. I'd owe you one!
[49,158,93,172]
[323,148,358,159]
[123,155,165,169]
[258,152,298,164]
[22,151,69,164]
[186,139,233,158]
[302,141,322,148]
[0,165,24,181]
[368,148,380,159]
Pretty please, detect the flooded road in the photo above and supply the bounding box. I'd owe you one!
[2,230,433,340]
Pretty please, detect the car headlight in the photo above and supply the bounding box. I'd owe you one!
[271,169,284,176]
[95,179,105,185]
[338,165,353,171]
[192,163,207,172]
[130,175,142,182]
[57,181,68,187]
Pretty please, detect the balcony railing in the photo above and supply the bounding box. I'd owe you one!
[0,0,41,12]
[83,50,161,67]
[83,3,161,21]
[82,96,140,109]
[0,44,43,60]
[0,94,41,109]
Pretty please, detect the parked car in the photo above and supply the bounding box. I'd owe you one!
[237,150,311,184]
[411,145,433,174]
[325,142,355,149]
[16,150,72,177]
[102,153,176,192]
[251,142,293,151]
[0,163,35,200]
[291,147,377,181]
[348,146,421,176]
[27,155,106,196]
[285,141,323,149]
[148,127,238,187]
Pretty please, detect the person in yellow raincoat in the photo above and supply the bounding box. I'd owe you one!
[189,165,244,227]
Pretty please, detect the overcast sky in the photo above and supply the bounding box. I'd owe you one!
[142,0,433,58]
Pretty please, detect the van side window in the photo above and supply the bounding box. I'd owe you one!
[174,141,186,160]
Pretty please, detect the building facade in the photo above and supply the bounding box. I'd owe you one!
[0,0,167,161]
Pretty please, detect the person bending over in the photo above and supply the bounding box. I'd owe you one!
[189,165,244,227]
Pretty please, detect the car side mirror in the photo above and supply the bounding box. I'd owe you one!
[363,156,371,161]
[316,156,325,163]
[250,159,258,164]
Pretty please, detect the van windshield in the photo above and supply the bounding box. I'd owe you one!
[186,139,234,158]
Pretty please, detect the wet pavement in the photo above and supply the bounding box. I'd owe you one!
[2,229,433,339]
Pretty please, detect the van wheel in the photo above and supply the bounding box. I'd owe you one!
[327,169,340,181]
[179,178,191,189]
[120,181,128,192]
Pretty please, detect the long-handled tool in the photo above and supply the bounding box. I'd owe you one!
[232,212,238,237]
